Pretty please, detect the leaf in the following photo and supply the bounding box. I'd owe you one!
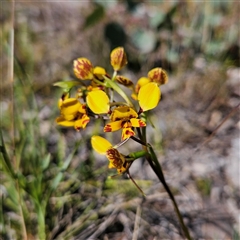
[0,130,16,179]
[53,80,81,92]
[42,153,51,171]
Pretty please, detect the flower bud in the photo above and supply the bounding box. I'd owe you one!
[73,58,94,80]
[148,68,168,85]
[115,75,133,87]
[110,47,127,71]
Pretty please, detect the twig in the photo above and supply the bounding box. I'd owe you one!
[132,203,142,240]
[198,102,240,150]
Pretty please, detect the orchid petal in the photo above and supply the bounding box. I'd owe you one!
[87,90,109,114]
[91,135,112,154]
[104,120,122,132]
[138,82,161,111]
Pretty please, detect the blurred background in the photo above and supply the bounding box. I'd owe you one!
[1,1,239,239]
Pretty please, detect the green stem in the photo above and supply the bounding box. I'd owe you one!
[134,132,192,239]
[15,180,28,240]
[127,171,146,196]
[35,201,46,240]
[126,150,148,161]
[148,146,192,239]
[103,76,134,107]
[0,130,16,179]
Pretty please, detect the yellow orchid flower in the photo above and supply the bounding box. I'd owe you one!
[110,47,127,71]
[56,98,90,130]
[91,136,130,174]
[104,106,146,140]
[133,68,168,111]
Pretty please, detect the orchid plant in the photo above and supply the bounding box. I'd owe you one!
[54,47,192,239]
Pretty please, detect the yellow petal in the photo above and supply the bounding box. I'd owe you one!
[91,136,112,154]
[58,93,69,109]
[73,58,94,80]
[108,162,116,169]
[116,166,128,174]
[78,104,87,114]
[131,92,138,100]
[86,90,109,114]
[148,68,168,85]
[135,77,151,93]
[110,47,127,71]
[110,106,138,122]
[61,98,81,114]
[121,127,135,140]
[60,98,82,120]
[63,114,77,121]
[130,118,146,127]
[138,82,161,111]
[107,148,129,174]
[81,114,90,128]
[74,114,90,130]
[104,120,122,132]
[56,116,75,127]
[93,66,106,80]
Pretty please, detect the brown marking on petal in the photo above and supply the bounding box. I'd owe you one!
[160,69,168,85]
[110,47,128,71]
[148,68,168,85]
[123,161,129,168]
[139,120,146,127]
[81,59,92,72]
[122,121,131,128]
[74,58,93,79]
[104,124,112,132]
[106,148,124,169]
[82,119,90,125]
[125,129,135,137]
[115,76,133,87]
